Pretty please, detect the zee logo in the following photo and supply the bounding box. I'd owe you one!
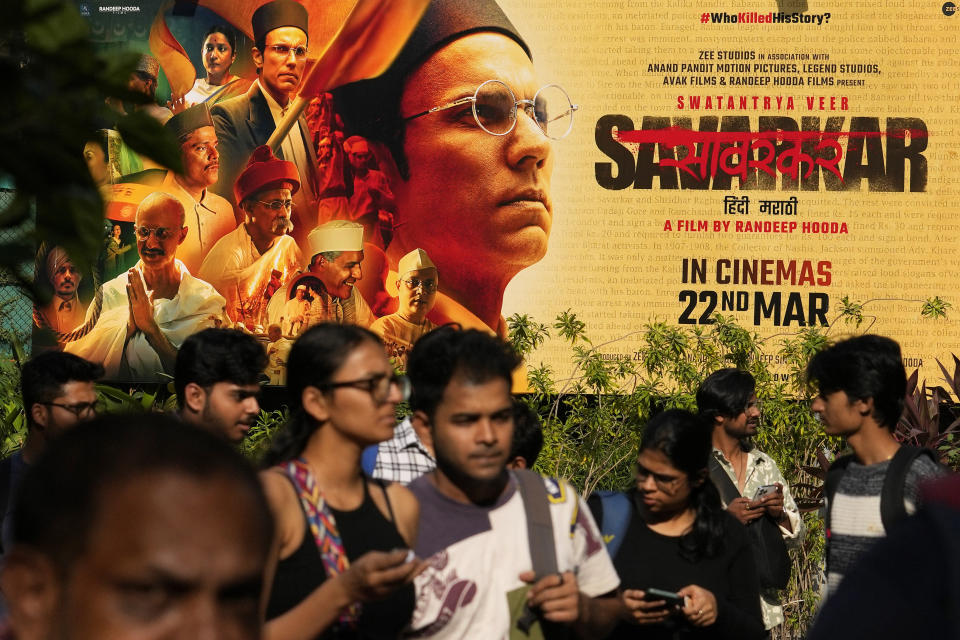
[944,2,957,15]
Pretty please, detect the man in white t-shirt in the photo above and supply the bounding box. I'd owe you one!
[404,327,621,639]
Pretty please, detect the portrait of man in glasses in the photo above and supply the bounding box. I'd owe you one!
[371,247,439,367]
[198,145,303,324]
[333,0,577,338]
[210,0,320,254]
[65,192,225,381]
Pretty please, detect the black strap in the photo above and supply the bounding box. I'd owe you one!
[880,446,936,531]
[515,469,557,578]
[708,455,743,504]
[374,478,397,524]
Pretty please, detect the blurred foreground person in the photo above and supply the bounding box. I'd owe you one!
[260,324,420,639]
[590,410,764,640]
[405,327,620,638]
[1,352,102,555]
[174,328,267,443]
[1,414,272,639]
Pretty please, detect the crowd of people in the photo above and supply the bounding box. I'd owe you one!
[1,327,955,639]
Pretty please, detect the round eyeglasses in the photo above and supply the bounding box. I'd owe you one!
[403,79,579,140]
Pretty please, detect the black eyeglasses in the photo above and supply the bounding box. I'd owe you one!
[322,373,410,404]
[136,226,180,240]
[254,199,293,211]
[43,401,97,418]
[266,44,308,60]
[403,79,578,140]
[635,463,686,491]
[400,277,437,292]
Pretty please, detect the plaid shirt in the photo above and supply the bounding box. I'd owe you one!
[372,417,435,485]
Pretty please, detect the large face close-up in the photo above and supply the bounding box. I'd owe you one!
[179,126,220,189]
[52,260,81,298]
[247,187,293,238]
[398,267,438,319]
[429,374,514,486]
[311,250,363,300]
[48,472,267,640]
[635,448,693,516]
[202,31,235,80]
[255,27,307,101]
[396,32,554,281]
[135,198,187,269]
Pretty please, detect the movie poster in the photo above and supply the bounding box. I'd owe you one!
[47,0,959,384]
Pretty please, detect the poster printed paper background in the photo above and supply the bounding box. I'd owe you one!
[53,0,959,383]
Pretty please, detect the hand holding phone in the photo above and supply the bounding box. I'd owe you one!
[753,484,779,500]
[643,587,686,610]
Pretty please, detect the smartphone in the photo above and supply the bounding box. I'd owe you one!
[753,484,778,500]
[644,587,685,610]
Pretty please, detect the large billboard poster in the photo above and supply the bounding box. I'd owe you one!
[44,0,959,384]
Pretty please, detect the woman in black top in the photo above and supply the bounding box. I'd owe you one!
[260,324,421,639]
[600,409,765,640]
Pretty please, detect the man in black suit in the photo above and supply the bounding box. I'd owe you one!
[210,0,319,252]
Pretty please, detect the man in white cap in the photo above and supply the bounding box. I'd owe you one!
[267,220,375,328]
[210,0,318,252]
[38,247,86,335]
[65,193,225,381]
[370,248,438,367]
[198,145,303,323]
[282,284,309,336]
[161,104,236,274]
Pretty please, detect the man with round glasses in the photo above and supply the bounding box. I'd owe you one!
[334,0,577,337]
[199,145,303,323]
[211,0,319,254]
[1,352,103,556]
[371,247,439,367]
[66,193,225,381]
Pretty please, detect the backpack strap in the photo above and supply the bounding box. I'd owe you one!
[707,455,742,506]
[589,490,632,560]
[515,468,558,578]
[880,446,937,531]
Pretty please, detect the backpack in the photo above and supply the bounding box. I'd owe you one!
[708,456,791,592]
[586,490,632,560]
[824,446,938,538]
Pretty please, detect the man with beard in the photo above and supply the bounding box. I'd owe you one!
[38,247,86,334]
[108,54,173,124]
[198,145,303,323]
[65,193,225,381]
[371,248,437,367]
[160,104,237,274]
[174,328,266,444]
[210,0,318,251]
[696,368,804,631]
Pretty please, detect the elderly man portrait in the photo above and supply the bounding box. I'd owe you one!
[370,248,438,367]
[198,145,302,324]
[267,220,375,329]
[159,104,237,274]
[37,247,86,335]
[333,0,577,337]
[211,0,319,252]
[66,192,224,381]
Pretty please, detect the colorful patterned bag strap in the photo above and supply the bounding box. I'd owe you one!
[280,458,361,628]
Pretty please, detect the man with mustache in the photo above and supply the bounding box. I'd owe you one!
[371,248,438,368]
[174,328,266,444]
[38,247,86,334]
[161,104,236,274]
[198,145,303,323]
[210,0,319,252]
[65,193,225,381]
[697,368,804,631]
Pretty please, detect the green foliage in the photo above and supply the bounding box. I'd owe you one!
[240,408,289,463]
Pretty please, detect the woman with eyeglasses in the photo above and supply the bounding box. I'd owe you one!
[260,323,421,640]
[590,409,765,640]
[334,0,577,338]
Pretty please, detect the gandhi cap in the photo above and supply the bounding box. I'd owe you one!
[308,221,364,258]
[398,248,436,277]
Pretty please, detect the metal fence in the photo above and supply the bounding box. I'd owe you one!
[0,186,35,361]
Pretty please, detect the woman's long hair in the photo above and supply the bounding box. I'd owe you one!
[261,323,382,468]
[639,408,726,561]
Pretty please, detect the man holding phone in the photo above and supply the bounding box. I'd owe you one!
[697,369,805,632]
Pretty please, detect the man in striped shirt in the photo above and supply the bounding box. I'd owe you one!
[807,335,944,597]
